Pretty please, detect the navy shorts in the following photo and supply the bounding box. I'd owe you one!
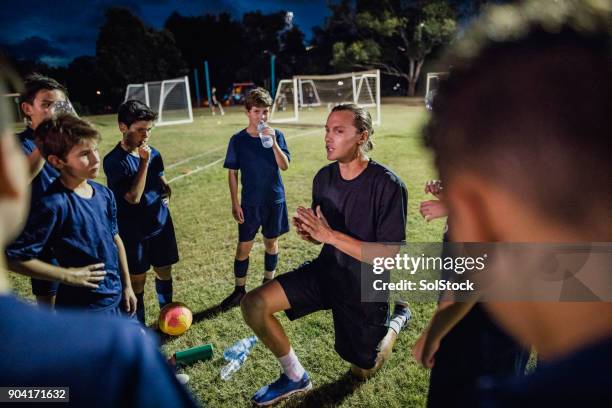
[238,201,289,242]
[31,278,60,296]
[31,254,60,296]
[275,258,389,369]
[123,216,179,275]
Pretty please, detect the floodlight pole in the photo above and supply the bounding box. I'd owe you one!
[204,60,212,112]
[193,68,201,107]
[270,54,276,98]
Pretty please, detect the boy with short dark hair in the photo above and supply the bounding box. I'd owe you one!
[103,100,178,324]
[0,68,198,407]
[220,87,291,309]
[15,73,67,306]
[7,114,136,314]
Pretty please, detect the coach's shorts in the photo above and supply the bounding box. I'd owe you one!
[238,201,289,242]
[276,258,389,369]
[124,217,179,275]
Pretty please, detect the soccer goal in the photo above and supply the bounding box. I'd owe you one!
[270,70,381,126]
[1,93,23,124]
[124,76,193,126]
[424,72,448,110]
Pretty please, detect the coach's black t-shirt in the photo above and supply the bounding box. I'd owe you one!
[311,159,407,299]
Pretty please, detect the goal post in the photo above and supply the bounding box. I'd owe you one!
[124,76,193,126]
[270,70,381,126]
[425,72,448,110]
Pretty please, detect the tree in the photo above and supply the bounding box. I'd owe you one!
[331,0,457,96]
[96,8,187,108]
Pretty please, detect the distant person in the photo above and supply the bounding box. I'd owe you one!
[103,100,178,324]
[241,104,411,406]
[219,87,291,310]
[13,74,65,306]
[211,86,225,116]
[6,114,137,315]
[0,66,199,407]
[423,1,611,406]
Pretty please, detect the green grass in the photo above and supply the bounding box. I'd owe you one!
[9,102,445,407]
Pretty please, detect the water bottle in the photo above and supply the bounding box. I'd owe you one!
[220,351,248,380]
[223,335,258,361]
[257,120,274,148]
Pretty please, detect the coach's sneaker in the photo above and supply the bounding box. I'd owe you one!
[389,300,412,334]
[220,287,246,310]
[252,372,312,406]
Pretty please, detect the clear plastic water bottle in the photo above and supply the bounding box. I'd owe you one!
[220,351,248,380]
[223,335,258,361]
[257,120,274,148]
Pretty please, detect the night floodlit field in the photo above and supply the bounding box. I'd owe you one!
[9,100,446,407]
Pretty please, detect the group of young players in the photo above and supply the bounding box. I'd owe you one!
[0,1,610,406]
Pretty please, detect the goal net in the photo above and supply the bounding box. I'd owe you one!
[425,72,448,111]
[270,70,381,126]
[124,76,193,126]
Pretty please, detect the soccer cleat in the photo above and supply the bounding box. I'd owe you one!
[220,288,246,310]
[389,300,412,334]
[252,372,312,406]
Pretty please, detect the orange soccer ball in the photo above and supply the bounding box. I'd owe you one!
[158,302,193,336]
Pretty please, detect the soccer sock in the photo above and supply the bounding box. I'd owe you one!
[278,348,306,382]
[155,278,173,309]
[389,314,407,335]
[234,258,249,289]
[264,252,278,281]
[135,292,145,324]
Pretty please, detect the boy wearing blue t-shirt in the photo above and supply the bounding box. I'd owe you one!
[15,74,66,306]
[103,100,178,324]
[7,114,137,314]
[221,87,290,309]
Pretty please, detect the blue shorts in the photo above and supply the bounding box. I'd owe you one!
[238,202,289,242]
[31,278,60,297]
[123,216,179,275]
[31,254,60,296]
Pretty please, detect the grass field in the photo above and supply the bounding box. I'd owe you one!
[9,101,447,407]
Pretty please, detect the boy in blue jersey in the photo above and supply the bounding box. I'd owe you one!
[6,114,137,314]
[103,100,178,324]
[0,68,198,407]
[220,87,290,309]
[423,1,611,406]
[15,74,65,306]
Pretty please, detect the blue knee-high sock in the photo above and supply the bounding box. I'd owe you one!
[135,292,145,324]
[155,278,173,309]
[264,252,278,272]
[234,258,249,282]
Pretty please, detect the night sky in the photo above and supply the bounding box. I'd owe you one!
[0,0,330,66]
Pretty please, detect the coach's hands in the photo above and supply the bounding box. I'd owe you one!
[295,205,333,244]
[63,263,107,288]
[293,214,321,245]
[412,328,440,369]
[123,285,137,316]
[232,203,245,224]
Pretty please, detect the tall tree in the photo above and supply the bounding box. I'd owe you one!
[331,0,457,95]
[97,8,187,107]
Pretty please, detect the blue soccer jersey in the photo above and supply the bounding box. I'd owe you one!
[103,143,169,241]
[223,129,290,206]
[17,127,59,204]
[0,295,199,407]
[6,180,123,310]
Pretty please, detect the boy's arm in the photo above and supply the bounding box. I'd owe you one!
[412,300,477,368]
[114,234,136,315]
[123,145,151,204]
[7,259,106,288]
[27,148,46,181]
[160,175,171,199]
[266,128,289,171]
[228,170,244,224]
